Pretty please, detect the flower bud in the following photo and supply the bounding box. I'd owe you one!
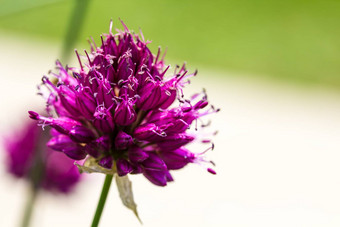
[93,107,115,133]
[159,148,195,170]
[142,153,167,171]
[134,123,155,140]
[114,99,136,126]
[130,164,143,174]
[96,80,116,109]
[157,133,195,151]
[134,123,166,141]
[115,131,133,150]
[142,169,168,187]
[137,82,162,110]
[84,135,110,158]
[29,112,81,135]
[76,87,97,119]
[47,135,86,160]
[69,126,96,143]
[116,159,133,176]
[4,121,82,193]
[158,87,177,109]
[98,156,113,169]
[117,54,134,81]
[194,100,209,109]
[128,147,149,163]
[58,85,80,117]
[164,119,189,134]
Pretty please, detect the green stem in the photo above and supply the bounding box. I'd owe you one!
[60,0,90,63]
[91,174,114,227]
[21,188,38,227]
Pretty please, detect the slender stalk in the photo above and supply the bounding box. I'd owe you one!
[60,0,90,63]
[21,188,38,227]
[19,1,89,227]
[91,174,114,227]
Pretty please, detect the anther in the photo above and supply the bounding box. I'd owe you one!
[73,72,82,79]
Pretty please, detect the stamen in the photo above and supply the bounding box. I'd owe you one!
[161,47,167,62]
[87,38,94,52]
[42,76,58,91]
[73,72,82,79]
[199,143,214,155]
[175,70,188,85]
[160,65,170,77]
[139,27,145,42]
[151,130,167,137]
[75,50,84,71]
[106,87,113,95]
[173,64,180,75]
[179,62,186,73]
[90,36,97,49]
[84,50,91,66]
[200,120,211,128]
[109,19,113,34]
[119,18,129,32]
[89,76,98,84]
[155,47,161,64]
[100,35,105,48]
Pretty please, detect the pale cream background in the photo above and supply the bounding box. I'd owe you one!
[1,33,340,227]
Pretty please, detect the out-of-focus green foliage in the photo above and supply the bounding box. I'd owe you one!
[0,0,339,86]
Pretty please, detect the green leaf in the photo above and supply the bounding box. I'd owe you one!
[115,175,142,224]
[75,157,116,175]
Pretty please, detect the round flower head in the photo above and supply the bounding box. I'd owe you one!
[29,20,218,186]
[3,120,81,193]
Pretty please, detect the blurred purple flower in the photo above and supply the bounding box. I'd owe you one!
[4,121,81,193]
[29,20,218,186]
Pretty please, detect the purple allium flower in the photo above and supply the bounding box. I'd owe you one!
[29,20,218,186]
[3,121,81,193]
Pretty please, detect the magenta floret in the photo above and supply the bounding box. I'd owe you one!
[4,121,81,193]
[29,20,217,186]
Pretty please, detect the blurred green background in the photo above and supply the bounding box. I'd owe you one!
[0,0,339,87]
